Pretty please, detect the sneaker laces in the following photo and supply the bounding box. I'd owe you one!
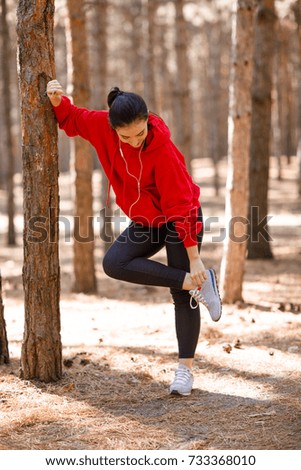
[173,366,192,386]
[189,287,209,310]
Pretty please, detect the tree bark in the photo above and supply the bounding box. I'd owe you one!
[156,21,173,124]
[1,0,16,246]
[90,0,108,111]
[292,0,301,196]
[127,0,144,95]
[248,0,276,259]
[144,0,157,112]
[16,0,62,381]
[66,0,97,293]
[0,272,9,365]
[273,22,292,180]
[174,0,192,174]
[220,0,255,303]
[89,0,113,253]
[204,20,223,196]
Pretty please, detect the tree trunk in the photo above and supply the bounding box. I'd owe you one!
[156,22,173,124]
[273,22,292,180]
[16,0,62,382]
[128,0,144,95]
[1,0,16,246]
[66,0,97,293]
[90,0,108,111]
[144,0,157,112]
[89,0,114,253]
[272,20,282,181]
[292,0,301,196]
[248,0,276,259]
[204,20,223,196]
[174,0,192,174]
[220,0,255,304]
[277,25,293,162]
[0,272,9,365]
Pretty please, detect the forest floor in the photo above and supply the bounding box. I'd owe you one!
[0,156,300,451]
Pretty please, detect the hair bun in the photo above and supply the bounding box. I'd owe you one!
[107,87,124,108]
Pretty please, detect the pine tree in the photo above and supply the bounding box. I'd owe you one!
[0,272,9,365]
[17,0,62,381]
[248,0,277,259]
[66,0,97,293]
[220,0,255,303]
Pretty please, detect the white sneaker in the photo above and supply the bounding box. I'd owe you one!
[170,364,193,396]
[189,268,222,322]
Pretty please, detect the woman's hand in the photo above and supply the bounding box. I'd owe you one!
[189,257,207,287]
[186,245,207,288]
[46,80,63,107]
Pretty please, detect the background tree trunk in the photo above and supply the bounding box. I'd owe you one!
[272,22,292,180]
[220,0,255,303]
[17,0,62,382]
[89,0,113,253]
[0,272,9,365]
[248,0,276,259]
[204,19,223,196]
[144,0,157,113]
[66,0,97,293]
[156,19,173,123]
[292,0,301,197]
[174,0,192,173]
[127,1,144,95]
[1,0,16,246]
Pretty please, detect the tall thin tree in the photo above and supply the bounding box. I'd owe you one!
[220,0,255,303]
[66,0,97,293]
[89,0,113,252]
[1,0,16,245]
[174,0,192,173]
[248,0,277,259]
[292,0,301,196]
[144,0,157,112]
[17,0,62,381]
[204,18,223,196]
[0,271,9,365]
[125,0,144,94]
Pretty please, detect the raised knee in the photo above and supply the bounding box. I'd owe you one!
[102,251,120,279]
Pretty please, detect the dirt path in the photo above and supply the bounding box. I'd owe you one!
[0,157,300,450]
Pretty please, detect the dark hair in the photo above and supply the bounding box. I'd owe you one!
[107,87,148,129]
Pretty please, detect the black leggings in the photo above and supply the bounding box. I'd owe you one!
[102,209,203,358]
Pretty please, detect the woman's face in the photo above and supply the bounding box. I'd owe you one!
[116,119,148,148]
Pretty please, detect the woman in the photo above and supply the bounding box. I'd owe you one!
[46,80,222,396]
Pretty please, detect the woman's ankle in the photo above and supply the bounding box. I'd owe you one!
[182,273,195,291]
[179,358,193,369]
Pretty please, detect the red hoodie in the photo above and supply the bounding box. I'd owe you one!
[53,96,202,247]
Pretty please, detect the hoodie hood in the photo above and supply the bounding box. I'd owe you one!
[145,113,171,150]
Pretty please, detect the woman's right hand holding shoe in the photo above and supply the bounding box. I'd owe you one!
[47,79,63,107]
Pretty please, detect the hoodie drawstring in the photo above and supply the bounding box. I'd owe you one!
[118,139,144,219]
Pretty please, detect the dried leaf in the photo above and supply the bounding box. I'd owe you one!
[223,344,232,354]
